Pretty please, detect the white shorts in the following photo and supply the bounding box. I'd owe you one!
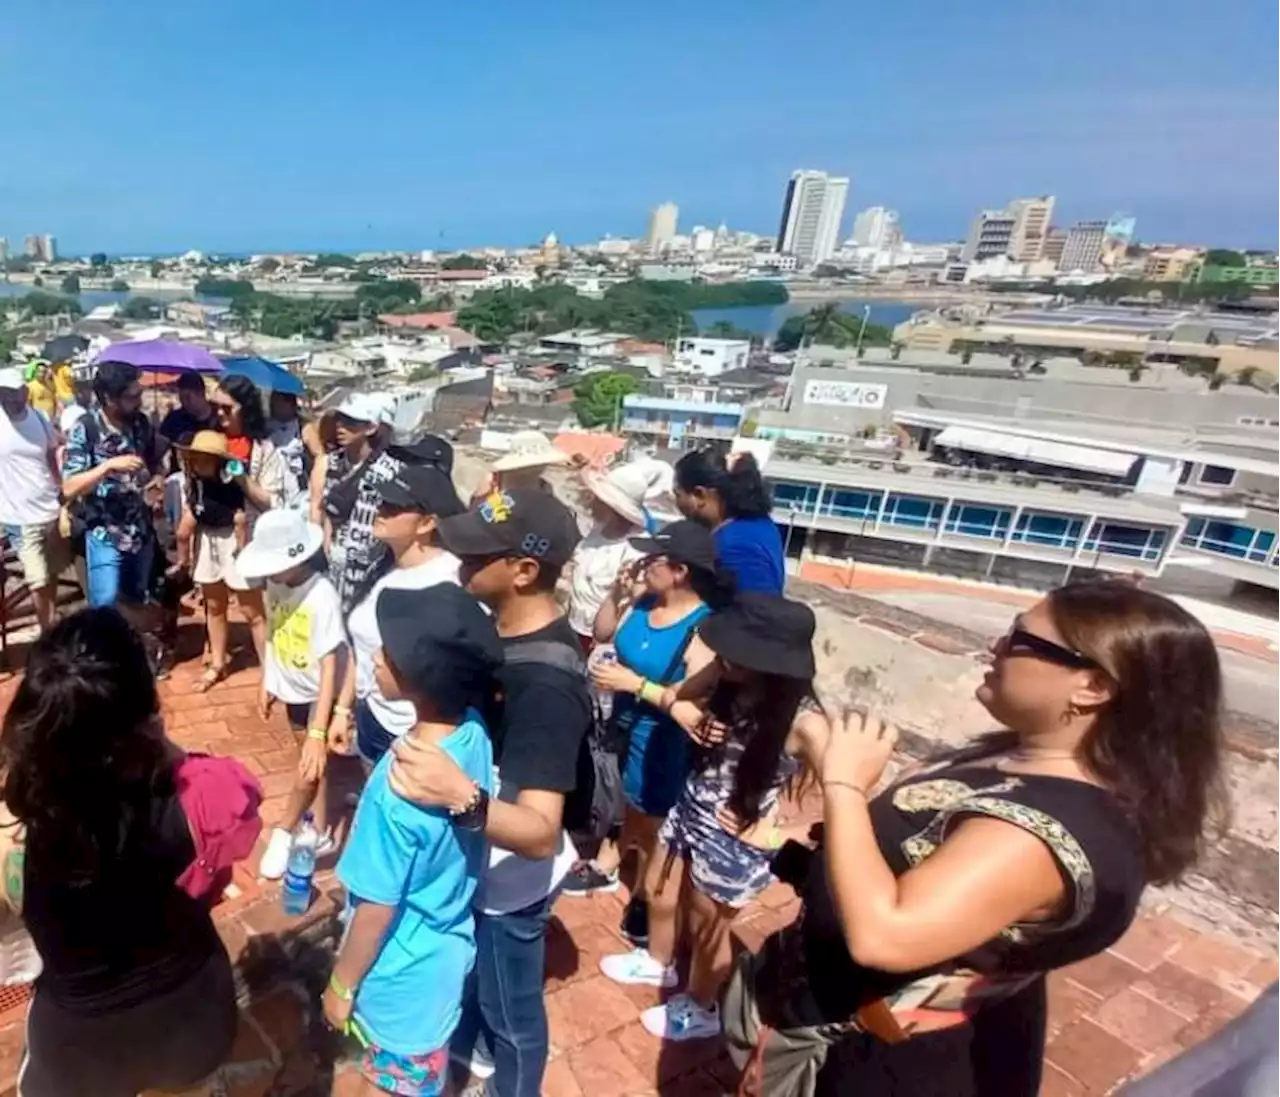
[192,528,251,591]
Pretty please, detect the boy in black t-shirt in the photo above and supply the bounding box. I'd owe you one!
[387,488,591,1097]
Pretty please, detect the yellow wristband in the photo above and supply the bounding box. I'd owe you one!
[333,705,352,718]
[328,972,354,1002]
[306,727,328,742]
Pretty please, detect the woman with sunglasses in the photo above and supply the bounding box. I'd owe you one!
[723,579,1226,1097]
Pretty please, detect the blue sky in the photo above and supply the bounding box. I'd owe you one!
[1,1,1276,255]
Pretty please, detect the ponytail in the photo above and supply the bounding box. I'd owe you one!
[674,449,772,520]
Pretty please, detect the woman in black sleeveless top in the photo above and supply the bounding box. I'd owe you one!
[2,609,239,1097]
[724,579,1226,1097]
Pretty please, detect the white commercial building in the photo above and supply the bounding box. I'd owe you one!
[1058,221,1108,273]
[850,206,900,249]
[961,209,1016,262]
[691,227,715,253]
[646,202,679,253]
[777,170,849,266]
[1008,196,1056,261]
[673,336,751,378]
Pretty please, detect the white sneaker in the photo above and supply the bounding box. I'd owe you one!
[448,1050,495,1080]
[258,827,293,880]
[599,948,678,988]
[641,994,721,1041]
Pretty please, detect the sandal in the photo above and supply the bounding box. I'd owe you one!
[192,665,228,694]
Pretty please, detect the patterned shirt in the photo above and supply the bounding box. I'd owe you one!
[324,449,403,613]
[62,410,157,554]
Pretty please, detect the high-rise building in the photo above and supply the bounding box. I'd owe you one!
[960,209,1016,262]
[41,234,57,262]
[850,206,900,249]
[1058,220,1108,273]
[1041,227,1067,266]
[1007,196,1055,261]
[646,202,679,253]
[777,170,849,265]
[0,239,7,263]
[23,235,41,259]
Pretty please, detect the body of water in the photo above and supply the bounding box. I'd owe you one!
[0,284,190,310]
[691,299,918,337]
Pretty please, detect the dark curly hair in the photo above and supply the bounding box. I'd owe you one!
[1,608,169,879]
[217,374,269,441]
[675,449,772,520]
[1048,580,1227,884]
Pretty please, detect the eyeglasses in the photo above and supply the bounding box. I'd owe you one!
[1000,627,1099,670]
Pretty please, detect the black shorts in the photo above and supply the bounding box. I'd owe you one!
[18,949,236,1097]
[285,702,311,731]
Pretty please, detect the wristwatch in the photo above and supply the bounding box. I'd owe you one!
[451,784,490,832]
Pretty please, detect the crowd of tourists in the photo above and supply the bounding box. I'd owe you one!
[0,358,1241,1096]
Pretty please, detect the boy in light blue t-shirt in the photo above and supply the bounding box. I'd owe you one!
[326,582,501,1097]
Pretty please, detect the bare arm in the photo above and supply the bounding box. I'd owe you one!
[331,900,395,993]
[310,650,340,732]
[484,788,564,861]
[309,450,328,528]
[63,456,137,500]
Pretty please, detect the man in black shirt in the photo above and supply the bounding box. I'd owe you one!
[389,487,591,1097]
[158,373,217,471]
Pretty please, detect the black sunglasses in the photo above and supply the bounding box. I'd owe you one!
[1001,627,1098,670]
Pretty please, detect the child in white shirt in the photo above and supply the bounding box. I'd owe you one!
[235,508,348,879]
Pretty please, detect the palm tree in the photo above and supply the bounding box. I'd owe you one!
[803,303,843,347]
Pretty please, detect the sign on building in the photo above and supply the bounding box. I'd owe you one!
[802,380,887,409]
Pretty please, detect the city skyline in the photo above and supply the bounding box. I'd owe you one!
[1,1,1276,255]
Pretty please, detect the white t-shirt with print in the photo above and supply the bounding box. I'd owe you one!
[264,573,347,704]
[0,408,60,527]
[567,529,642,637]
[347,552,462,737]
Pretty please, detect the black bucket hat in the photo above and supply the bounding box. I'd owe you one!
[700,593,817,680]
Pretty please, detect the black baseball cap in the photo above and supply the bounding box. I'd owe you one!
[376,583,503,707]
[376,463,464,518]
[437,487,581,567]
[629,519,717,573]
[388,433,455,476]
[700,593,817,680]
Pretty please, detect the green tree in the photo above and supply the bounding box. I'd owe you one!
[705,320,756,342]
[149,260,164,279]
[442,253,486,271]
[457,290,524,342]
[1203,249,1246,268]
[257,257,281,273]
[572,372,639,429]
[119,296,163,320]
[32,276,44,288]
[17,291,82,317]
[773,306,891,352]
[60,273,81,295]
[109,278,130,292]
[355,279,422,312]
[316,252,357,268]
[406,364,440,382]
[195,276,255,299]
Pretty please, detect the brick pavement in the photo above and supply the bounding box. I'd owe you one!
[0,640,1274,1096]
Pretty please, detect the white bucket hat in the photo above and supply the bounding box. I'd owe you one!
[336,392,394,426]
[582,464,651,528]
[235,509,325,580]
[492,430,572,473]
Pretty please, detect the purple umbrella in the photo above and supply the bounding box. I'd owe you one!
[92,339,224,374]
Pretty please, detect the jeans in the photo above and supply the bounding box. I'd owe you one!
[451,893,555,1097]
[355,700,396,766]
[84,535,155,608]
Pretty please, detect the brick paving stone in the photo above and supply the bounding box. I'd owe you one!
[1046,1019,1143,1094]
[1173,1001,1247,1050]
[1093,987,1193,1054]
[1038,1062,1087,1097]
[1245,955,1280,989]
[1109,915,1199,972]
[1130,961,1230,1020]
[1061,951,1145,1000]
[612,1018,725,1085]
[1045,971,1104,1040]
[1171,934,1266,987]
[542,1056,587,1097]
[565,1035,654,1097]
[546,975,643,1055]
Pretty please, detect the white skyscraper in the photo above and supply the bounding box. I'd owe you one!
[1007,196,1056,261]
[850,206,900,249]
[777,170,849,266]
[646,202,679,253]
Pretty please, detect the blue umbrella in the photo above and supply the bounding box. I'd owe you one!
[220,356,305,397]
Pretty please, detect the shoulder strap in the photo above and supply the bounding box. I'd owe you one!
[503,639,586,677]
[81,410,101,471]
[659,604,711,683]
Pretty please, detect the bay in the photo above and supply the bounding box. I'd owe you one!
[691,299,918,337]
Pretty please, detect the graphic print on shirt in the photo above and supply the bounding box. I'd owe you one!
[270,600,316,671]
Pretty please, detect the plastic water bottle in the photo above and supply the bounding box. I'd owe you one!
[281,813,318,917]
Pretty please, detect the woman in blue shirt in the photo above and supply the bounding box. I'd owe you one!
[673,450,785,594]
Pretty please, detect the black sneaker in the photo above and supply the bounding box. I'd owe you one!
[621,896,649,947]
[561,861,620,896]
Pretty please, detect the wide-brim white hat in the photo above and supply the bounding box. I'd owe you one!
[582,466,648,528]
[236,509,325,580]
[492,430,572,473]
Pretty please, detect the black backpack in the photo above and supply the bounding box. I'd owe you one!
[501,640,622,842]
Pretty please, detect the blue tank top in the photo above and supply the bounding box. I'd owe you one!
[611,598,710,741]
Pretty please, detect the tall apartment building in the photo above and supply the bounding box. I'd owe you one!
[1041,228,1067,266]
[646,202,679,253]
[40,234,57,262]
[1058,220,1108,273]
[23,235,41,260]
[1007,195,1055,261]
[777,170,849,266]
[0,238,7,263]
[960,209,1016,262]
[850,206,900,249]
